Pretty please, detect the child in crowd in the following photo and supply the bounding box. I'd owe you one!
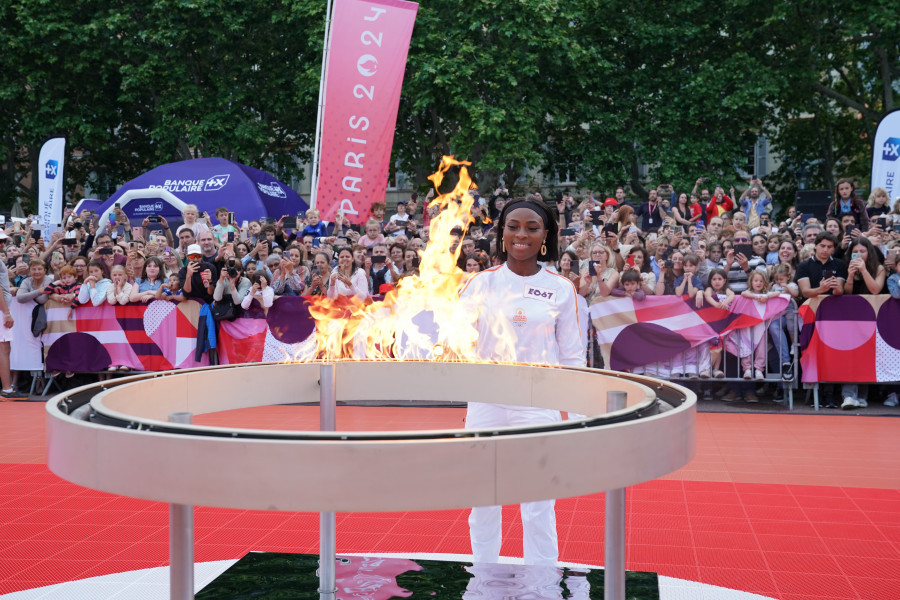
[301,209,328,239]
[211,206,238,245]
[242,273,274,310]
[611,270,646,300]
[674,253,703,299]
[156,273,185,302]
[769,263,799,380]
[370,202,387,230]
[106,265,133,306]
[76,261,111,307]
[358,219,386,249]
[735,270,773,380]
[704,268,733,378]
[671,253,708,379]
[765,234,781,265]
[43,265,81,308]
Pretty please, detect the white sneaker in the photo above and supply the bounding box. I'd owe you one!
[856,398,868,408]
[754,369,765,380]
[885,393,899,407]
[841,397,859,410]
[743,369,752,380]
[713,370,725,378]
[699,370,710,379]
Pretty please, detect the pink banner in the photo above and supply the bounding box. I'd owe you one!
[317,0,418,225]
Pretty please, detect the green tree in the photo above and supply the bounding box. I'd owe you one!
[763,0,899,195]
[0,0,321,207]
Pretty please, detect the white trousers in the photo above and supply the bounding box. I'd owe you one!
[465,402,561,566]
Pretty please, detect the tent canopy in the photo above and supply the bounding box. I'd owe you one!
[97,157,307,231]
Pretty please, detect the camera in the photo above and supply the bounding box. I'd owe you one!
[227,258,238,278]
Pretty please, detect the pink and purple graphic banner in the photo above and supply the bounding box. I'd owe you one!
[316,0,418,225]
[799,295,900,383]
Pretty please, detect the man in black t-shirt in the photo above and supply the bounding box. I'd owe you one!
[178,244,218,304]
[796,232,846,299]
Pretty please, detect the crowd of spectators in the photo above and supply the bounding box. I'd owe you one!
[1,176,898,408]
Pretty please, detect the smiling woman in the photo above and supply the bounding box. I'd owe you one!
[458,197,584,567]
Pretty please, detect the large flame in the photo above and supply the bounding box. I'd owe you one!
[303,156,517,363]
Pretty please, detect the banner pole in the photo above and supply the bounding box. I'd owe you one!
[309,0,337,211]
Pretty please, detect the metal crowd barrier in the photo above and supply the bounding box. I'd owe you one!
[588,299,801,409]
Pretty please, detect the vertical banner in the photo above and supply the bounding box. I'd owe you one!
[316,0,418,225]
[38,137,67,234]
[871,109,900,202]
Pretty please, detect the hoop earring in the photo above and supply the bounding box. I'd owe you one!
[502,239,506,253]
[541,241,547,256]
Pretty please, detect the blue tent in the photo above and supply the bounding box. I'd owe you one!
[97,157,307,231]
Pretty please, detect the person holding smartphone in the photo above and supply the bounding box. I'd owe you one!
[178,244,217,304]
[327,247,367,300]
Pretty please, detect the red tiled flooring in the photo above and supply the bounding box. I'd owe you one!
[2,403,900,599]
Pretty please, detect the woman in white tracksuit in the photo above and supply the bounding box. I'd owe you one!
[460,198,585,566]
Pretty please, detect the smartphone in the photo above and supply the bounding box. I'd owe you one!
[690,237,699,252]
[129,242,136,250]
[588,261,598,277]
[822,269,835,279]
[312,238,321,247]
[894,224,900,233]
[604,223,619,234]
[559,228,575,236]
[282,216,297,229]
[874,217,887,229]
[114,203,121,209]
[0,215,6,225]
[734,244,753,258]
[590,210,603,224]
[61,238,77,246]
[148,215,161,223]
[476,239,491,253]
[227,231,235,243]
[98,247,113,255]
[108,213,116,226]
[847,226,858,237]
[31,230,41,241]
[800,213,813,224]
[372,255,386,265]
[626,254,636,268]
[228,212,235,225]
[851,252,860,261]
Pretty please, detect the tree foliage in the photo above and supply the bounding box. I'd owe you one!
[1,0,896,209]
[762,0,900,196]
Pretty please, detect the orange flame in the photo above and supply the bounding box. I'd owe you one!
[296,156,518,364]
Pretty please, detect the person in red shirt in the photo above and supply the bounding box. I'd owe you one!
[705,186,735,222]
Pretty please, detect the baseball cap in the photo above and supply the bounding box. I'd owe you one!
[602,198,617,207]
[186,244,202,256]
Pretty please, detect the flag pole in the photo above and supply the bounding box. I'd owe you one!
[309,0,337,211]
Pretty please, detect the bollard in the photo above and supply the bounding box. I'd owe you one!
[169,412,194,600]
[604,391,627,600]
[318,364,337,599]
